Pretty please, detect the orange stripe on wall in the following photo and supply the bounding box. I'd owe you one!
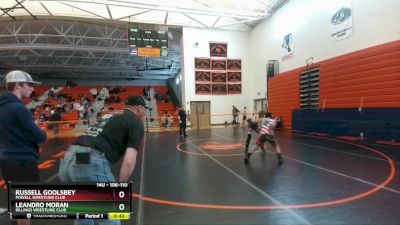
[321,58,400,78]
[321,41,400,68]
[322,102,400,108]
[320,71,400,88]
[322,95,400,104]
[320,40,400,109]
[321,51,400,74]
[321,80,400,94]
[320,87,400,99]
[268,40,400,127]
[268,69,301,128]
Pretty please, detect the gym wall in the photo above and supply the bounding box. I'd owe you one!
[268,69,301,128]
[320,40,400,108]
[269,40,400,129]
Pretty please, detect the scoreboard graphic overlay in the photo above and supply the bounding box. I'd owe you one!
[8,183,131,220]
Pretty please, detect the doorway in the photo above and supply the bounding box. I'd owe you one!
[253,98,267,114]
[190,101,211,130]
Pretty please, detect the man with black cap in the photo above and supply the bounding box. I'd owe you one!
[0,70,47,225]
[58,94,150,225]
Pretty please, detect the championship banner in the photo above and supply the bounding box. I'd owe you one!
[195,84,211,94]
[194,58,211,69]
[281,33,293,61]
[228,84,241,94]
[209,42,227,57]
[212,84,227,95]
[227,72,241,82]
[211,72,226,83]
[227,59,241,70]
[138,48,160,57]
[330,0,353,41]
[211,59,227,70]
[195,71,211,82]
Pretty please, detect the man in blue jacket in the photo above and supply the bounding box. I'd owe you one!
[0,70,46,225]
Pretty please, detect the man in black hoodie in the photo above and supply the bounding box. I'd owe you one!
[0,70,46,225]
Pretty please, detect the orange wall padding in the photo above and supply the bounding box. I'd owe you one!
[268,40,400,128]
[268,69,301,128]
[319,40,400,108]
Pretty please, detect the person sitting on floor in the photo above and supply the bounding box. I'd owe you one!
[161,114,168,127]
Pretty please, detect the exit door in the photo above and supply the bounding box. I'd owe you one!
[190,101,211,130]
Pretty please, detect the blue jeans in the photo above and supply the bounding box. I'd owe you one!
[58,145,120,225]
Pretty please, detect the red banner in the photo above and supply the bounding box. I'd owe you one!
[212,84,227,95]
[195,71,211,82]
[195,84,211,94]
[195,58,211,69]
[228,84,241,94]
[211,59,226,70]
[212,72,226,82]
[227,72,241,82]
[209,42,227,57]
[227,59,241,70]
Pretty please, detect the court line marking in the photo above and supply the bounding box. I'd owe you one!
[273,150,400,195]
[214,132,400,195]
[44,142,73,182]
[132,130,394,210]
[176,138,261,157]
[277,137,400,165]
[186,141,313,225]
[46,174,58,182]
[36,128,395,214]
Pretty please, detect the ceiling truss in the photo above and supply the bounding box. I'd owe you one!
[0,0,289,31]
[0,19,181,80]
[0,0,289,80]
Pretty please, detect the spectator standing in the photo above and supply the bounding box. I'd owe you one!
[0,70,47,225]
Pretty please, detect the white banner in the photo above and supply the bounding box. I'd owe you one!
[281,33,293,61]
[330,0,353,41]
